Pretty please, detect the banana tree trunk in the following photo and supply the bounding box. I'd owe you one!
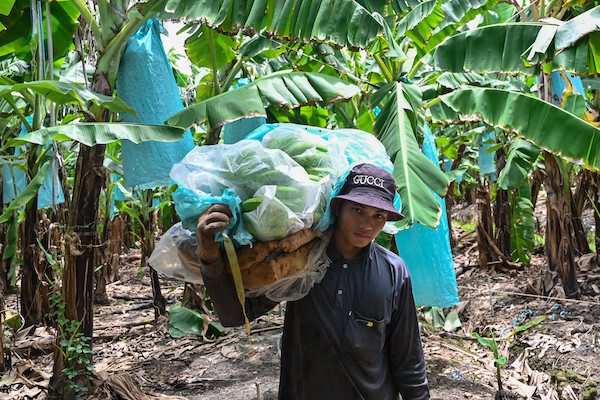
[592,174,600,253]
[0,290,5,372]
[21,154,42,327]
[141,190,166,318]
[571,169,591,254]
[543,152,580,298]
[0,174,7,294]
[50,73,110,395]
[94,215,124,305]
[494,147,511,258]
[476,184,496,268]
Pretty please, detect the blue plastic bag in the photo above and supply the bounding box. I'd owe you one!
[116,18,195,190]
[479,130,496,178]
[2,118,65,208]
[394,124,459,308]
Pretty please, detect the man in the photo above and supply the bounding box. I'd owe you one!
[194,163,430,400]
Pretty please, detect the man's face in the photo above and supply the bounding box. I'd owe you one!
[332,200,388,259]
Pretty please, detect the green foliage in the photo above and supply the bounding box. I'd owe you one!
[438,87,600,172]
[169,304,228,339]
[9,123,186,148]
[423,306,462,332]
[166,71,361,132]
[497,139,541,190]
[374,82,449,230]
[510,182,535,265]
[114,185,177,253]
[41,241,94,399]
[473,315,545,390]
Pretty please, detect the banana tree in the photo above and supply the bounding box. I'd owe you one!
[424,5,600,296]
[1,0,191,395]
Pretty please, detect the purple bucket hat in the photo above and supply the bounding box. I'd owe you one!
[333,163,404,221]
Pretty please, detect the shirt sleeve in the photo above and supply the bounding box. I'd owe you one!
[201,257,280,327]
[388,273,431,400]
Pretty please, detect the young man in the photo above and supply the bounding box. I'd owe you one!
[194,163,430,400]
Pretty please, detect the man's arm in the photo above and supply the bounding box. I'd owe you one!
[185,204,279,327]
[200,256,279,327]
[388,273,430,400]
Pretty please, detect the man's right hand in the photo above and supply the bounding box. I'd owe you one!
[197,203,232,263]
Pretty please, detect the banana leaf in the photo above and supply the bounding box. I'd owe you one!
[166,71,360,131]
[497,138,541,190]
[185,25,237,70]
[0,0,16,16]
[427,21,598,75]
[425,23,544,75]
[0,161,50,224]
[7,123,185,148]
[439,86,600,171]
[510,181,535,265]
[437,71,484,89]
[396,0,440,38]
[555,5,600,50]
[0,81,136,114]
[374,82,449,229]
[168,304,228,339]
[391,0,430,13]
[0,0,79,63]
[162,0,383,50]
[415,0,501,57]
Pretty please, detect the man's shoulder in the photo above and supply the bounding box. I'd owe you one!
[370,243,409,273]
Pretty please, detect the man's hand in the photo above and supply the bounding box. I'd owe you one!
[197,204,232,263]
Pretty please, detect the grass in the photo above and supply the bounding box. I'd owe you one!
[451,220,476,231]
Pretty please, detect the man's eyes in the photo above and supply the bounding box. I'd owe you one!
[375,214,385,220]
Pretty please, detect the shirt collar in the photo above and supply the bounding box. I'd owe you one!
[326,241,373,263]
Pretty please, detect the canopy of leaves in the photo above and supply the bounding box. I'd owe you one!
[0,0,79,63]
[162,0,383,50]
[166,71,360,131]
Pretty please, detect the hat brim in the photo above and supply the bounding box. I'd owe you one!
[333,191,404,221]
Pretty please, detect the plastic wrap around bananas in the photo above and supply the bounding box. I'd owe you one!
[169,139,344,244]
[150,123,398,299]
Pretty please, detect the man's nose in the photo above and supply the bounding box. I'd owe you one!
[358,215,374,231]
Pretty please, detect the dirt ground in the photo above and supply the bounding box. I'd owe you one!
[2,206,600,400]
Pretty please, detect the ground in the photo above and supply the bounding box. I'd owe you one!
[2,205,600,400]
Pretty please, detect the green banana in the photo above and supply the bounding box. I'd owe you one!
[284,141,317,157]
[275,185,302,200]
[255,169,291,186]
[243,201,297,241]
[306,167,333,178]
[242,198,264,212]
[295,153,330,169]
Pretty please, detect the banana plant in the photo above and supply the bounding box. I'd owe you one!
[423,4,600,295]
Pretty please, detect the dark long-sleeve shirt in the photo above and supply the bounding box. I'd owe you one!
[202,242,430,400]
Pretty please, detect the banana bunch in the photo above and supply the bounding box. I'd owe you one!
[242,186,305,213]
[263,133,336,181]
[241,186,307,241]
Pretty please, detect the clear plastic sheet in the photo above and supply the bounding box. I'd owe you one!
[246,230,333,302]
[170,140,323,243]
[149,223,333,302]
[148,223,204,285]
